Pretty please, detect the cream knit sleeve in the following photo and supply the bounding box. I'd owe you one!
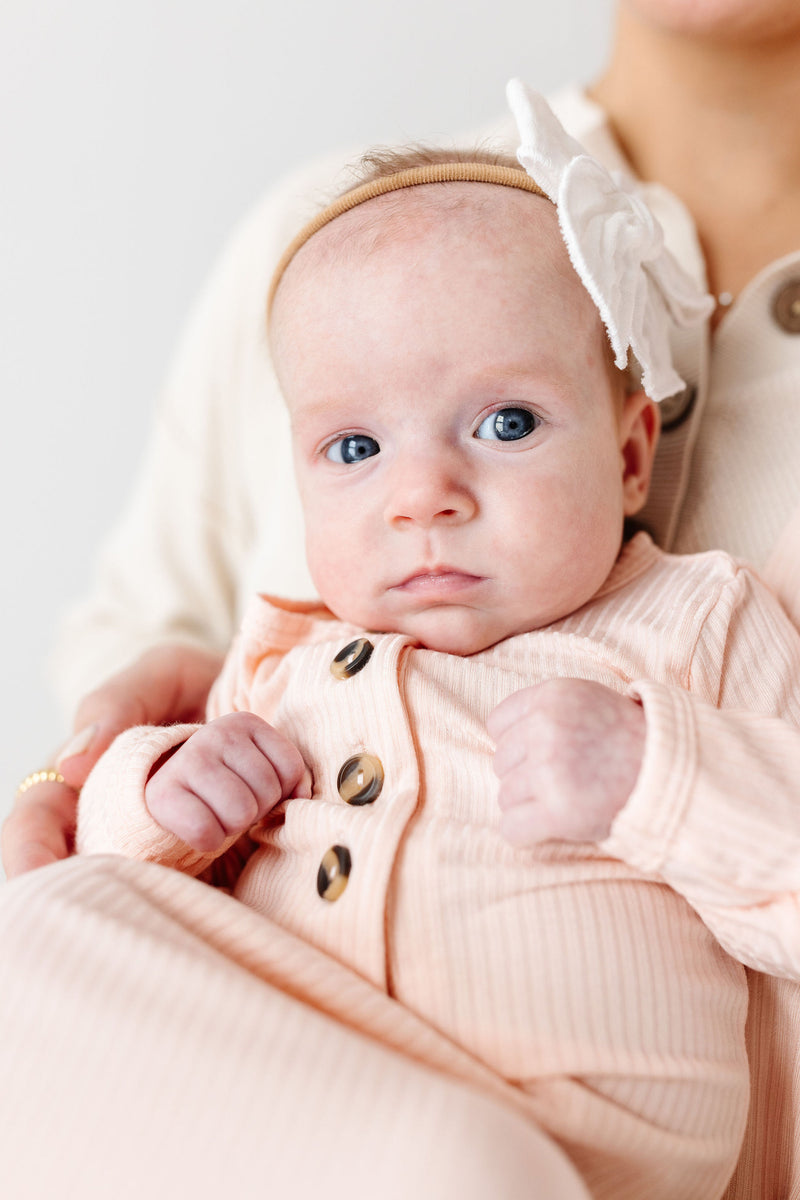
[602,565,800,979]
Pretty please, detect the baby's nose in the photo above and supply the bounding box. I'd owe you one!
[384,455,476,528]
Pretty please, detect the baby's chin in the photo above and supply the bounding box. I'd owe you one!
[388,611,520,657]
[325,597,559,656]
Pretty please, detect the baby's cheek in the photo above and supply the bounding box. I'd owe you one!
[303,510,341,591]
[305,534,365,623]
[307,548,339,609]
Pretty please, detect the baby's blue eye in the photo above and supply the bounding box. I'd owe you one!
[475,407,538,442]
[326,434,380,464]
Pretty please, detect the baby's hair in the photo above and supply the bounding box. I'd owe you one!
[328,146,535,270]
[337,144,534,246]
[344,142,526,186]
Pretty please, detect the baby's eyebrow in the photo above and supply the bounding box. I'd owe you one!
[288,400,358,434]
[469,366,547,388]
[455,365,565,403]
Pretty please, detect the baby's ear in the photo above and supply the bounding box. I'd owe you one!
[619,389,660,517]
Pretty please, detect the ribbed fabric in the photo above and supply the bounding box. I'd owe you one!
[673,257,800,571]
[72,532,800,1197]
[36,84,800,1198]
[0,855,591,1200]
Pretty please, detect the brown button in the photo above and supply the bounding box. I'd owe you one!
[330,638,374,680]
[773,281,800,333]
[659,384,696,432]
[317,845,351,901]
[337,754,384,806]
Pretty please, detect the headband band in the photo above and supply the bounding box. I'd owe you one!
[267,161,548,313]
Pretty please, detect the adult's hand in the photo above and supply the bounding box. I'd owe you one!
[2,643,224,879]
[488,677,646,847]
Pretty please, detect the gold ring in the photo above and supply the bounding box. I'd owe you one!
[15,769,66,798]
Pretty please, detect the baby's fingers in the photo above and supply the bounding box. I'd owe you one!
[492,728,530,780]
[245,717,311,802]
[145,760,243,852]
[496,762,574,845]
[145,713,311,852]
[494,758,537,813]
[486,687,539,741]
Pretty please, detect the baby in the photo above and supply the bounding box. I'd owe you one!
[77,83,800,1198]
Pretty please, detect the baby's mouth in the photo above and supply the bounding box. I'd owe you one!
[392,568,485,597]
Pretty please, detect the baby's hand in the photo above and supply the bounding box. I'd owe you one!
[488,678,645,847]
[145,712,311,852]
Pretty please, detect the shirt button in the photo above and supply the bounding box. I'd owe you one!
[337,754,384,806]
[317,845,351,901]
[330,638,374,680]
[773,281,800,333]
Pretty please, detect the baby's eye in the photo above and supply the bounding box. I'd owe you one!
[326,434,380,464]
[474,407,538,442]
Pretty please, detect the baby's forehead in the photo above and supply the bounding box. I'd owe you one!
[274,182,573,323]
[306,181,561,264]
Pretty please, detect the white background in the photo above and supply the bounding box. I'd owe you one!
[0,0,614,831]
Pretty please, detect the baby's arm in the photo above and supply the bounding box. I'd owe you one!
[489,678,644,845]
[77,713,309,877]
[600,678,800,978]
[145,712,310,852]
[492,565,800,980]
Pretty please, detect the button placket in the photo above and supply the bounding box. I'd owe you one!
[320,636,384,901]
[773,280,800,334]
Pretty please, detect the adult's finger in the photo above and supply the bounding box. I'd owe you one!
[57,643,224,789]
[2,779,78,879]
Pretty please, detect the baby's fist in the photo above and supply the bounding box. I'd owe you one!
[145,712,311,852]
[488,678,645,847]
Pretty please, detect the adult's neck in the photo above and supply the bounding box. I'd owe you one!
[590,9,800,299]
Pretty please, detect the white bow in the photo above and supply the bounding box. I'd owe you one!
[506,78,714,401]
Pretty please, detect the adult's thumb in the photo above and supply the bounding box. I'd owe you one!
[55,644,224,789]
[55,708,141,789]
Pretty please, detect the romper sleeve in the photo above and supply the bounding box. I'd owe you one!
[75,722,220,876]
[601,564,800,979]
[75,599,324,879]
[76,627,255,874]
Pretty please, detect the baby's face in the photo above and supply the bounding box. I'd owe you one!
[271,185,657,655]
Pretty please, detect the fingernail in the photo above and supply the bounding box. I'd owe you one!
[56,723,98,767]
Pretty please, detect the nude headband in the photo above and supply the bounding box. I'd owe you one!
[266,162,548,314]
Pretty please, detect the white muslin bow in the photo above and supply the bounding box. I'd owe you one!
[507,78,714,401]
